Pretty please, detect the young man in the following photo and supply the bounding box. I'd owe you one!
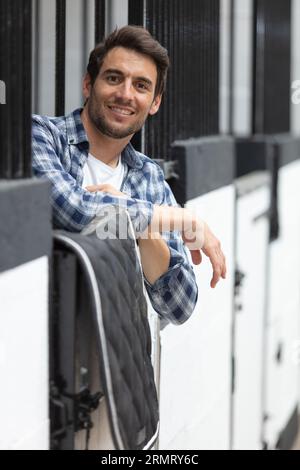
[32,26,226,325]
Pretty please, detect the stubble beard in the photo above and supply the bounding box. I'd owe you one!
[87,96,148,140]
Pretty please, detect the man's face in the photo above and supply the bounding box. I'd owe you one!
[83,47,162,139]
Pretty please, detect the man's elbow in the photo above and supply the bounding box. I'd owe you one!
[52,209,89,233]
[159,285,198,326]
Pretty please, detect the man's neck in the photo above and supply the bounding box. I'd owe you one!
[81,107,131,168]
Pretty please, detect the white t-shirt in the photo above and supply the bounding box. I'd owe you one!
[82,153,125,190]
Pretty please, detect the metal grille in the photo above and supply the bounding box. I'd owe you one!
[129,0,220,158]
[252,0,291,134]
[0,0,32,179]
[94,0,106,44]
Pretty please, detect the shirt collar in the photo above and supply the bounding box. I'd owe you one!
[65,108,143,170]
[66,108,88,145]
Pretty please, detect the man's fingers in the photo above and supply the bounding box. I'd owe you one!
[206,247,226,288]
[222,254,227,278]
[190,250,202,265]
[85,185,98,192]
[210,266,222,288]
[85,184,126,197]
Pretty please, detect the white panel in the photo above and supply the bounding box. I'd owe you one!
[232,0,253,136]
[158,186,234,450]
[0,257,49,450]
[264,160,300,448]
[65,0,85,113]
[107,0,129,33]
[36,0,56,115]
[233,183,270,450]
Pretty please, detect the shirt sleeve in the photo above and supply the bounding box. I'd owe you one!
[143,168,198,325]
[32,116,153,233]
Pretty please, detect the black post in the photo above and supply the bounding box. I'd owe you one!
[128,0,144,26]
[0,0,32,179]
[55,0,66,117]
[94,0,105,44]
[0,0,11,178]
[23,0,32,177]
[252,0,291,134]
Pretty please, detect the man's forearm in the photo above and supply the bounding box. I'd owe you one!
[138,232,170,285]
[151,205,193,232]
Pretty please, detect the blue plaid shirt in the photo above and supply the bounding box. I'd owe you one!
[32,108,198,324]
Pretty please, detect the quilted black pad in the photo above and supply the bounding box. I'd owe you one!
[54,227,159,450]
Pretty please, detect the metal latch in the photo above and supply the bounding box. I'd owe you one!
[153,159,179,181]
[50,381,70,448]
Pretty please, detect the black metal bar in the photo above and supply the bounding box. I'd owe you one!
[128,0,144,26]
[50,250,77,449]
[252,0,291,134]
[0,0,32,179]
[94,0,105,44]
[0,0,10,178]
[23,0,32,177]
[33,0,40,114]
[11,0,24,177]
[55,0,66,116]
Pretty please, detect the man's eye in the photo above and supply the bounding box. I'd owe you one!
[136,82,149,91]
[107,75,120,83]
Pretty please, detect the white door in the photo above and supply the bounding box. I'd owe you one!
[233,174,270,450]
[0,258,49,450]
[264,160,300,448]
[158,185,234,450]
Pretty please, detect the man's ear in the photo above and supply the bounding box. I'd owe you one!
[83,73,92,100]
[149,94,162,116]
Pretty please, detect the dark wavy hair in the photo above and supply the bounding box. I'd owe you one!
[86,25,170,97]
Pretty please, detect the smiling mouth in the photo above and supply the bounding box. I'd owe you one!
[107,105,135,116]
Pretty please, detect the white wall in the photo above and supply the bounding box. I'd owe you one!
[0,258,49,450]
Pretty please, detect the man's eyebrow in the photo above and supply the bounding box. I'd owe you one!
[102,68,153,86]
[101,68,123,76]
[135,76,153,87]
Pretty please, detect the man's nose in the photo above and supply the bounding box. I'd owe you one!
[116,79,134,102]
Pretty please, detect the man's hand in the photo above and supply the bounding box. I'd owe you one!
[182,219,226,288]
[201,222,226,288]
[85,183,126,197]
[150,206,226,289]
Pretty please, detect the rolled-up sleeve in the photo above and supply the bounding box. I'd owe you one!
[144,172,198,325]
